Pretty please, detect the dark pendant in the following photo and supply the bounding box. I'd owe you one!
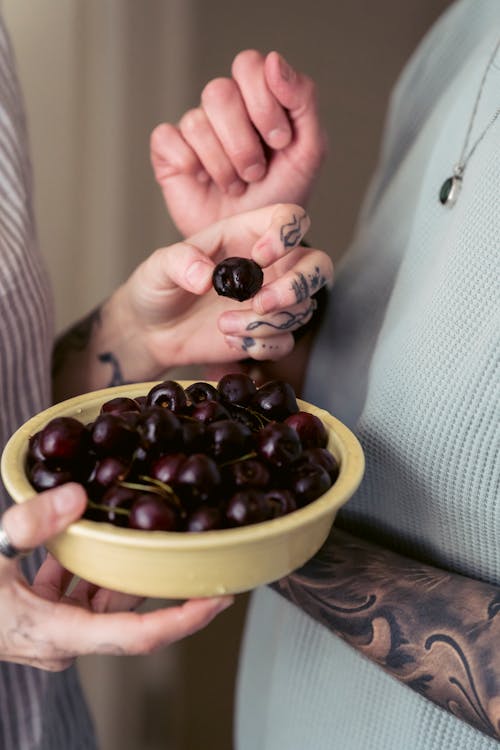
[439,174,462,207]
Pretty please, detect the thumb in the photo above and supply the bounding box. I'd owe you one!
[264,51,327,169]
[1,483,87,553]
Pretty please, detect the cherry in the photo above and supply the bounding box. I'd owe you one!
[137,406,181,455]
[212,257,263,301]
[192,399,230,424]
[149,452,187,485]
[100,485,138,526]
[206,419,252,461]
[256,422,302,468]
[285,411,328,449]
[302,447,339,482]
[90,413,139,458]
[226,490,272,526]
[289,462,332,506]
[185,381,219,404]
[129,493,179,531]
[100,397,140,416]
[39,417,88,462]
[175,454,221,506]
[224,457,271,490]
[186,505,223,532]
[217,372,257,406]
[251,380,299,421]
[146,380,188,413]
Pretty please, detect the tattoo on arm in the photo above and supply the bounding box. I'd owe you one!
[52,306,126,388]
[272,528,500,739]
[280,212,307,248]
[98,352,127,387]
[52,308,102,380]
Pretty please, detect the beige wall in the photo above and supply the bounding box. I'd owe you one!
[4,1,450,748]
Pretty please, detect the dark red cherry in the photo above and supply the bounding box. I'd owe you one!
[128,493,179,531]
[285,411,328,449]
[90,413,139,457]
[185,381,219,404]
[206,419,252,461]
[226,489,272,526]
[212,257,263,301]
[289,462,332,506]
[256,422,302,468]
[186,505,223,532]
[191,399,230,425]
[29,461,74,491]
[217,373,257,406]
[100,397,141,416]
[146,380,188,413]
[251,380,299,421]
[39,417,88,462]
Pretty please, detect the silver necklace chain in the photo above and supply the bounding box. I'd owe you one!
[440,37,500,206]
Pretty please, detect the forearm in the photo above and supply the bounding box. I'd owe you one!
[274,526,500,739]
[51,287,162,402]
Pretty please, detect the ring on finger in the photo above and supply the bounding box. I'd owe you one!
[0,519,30,560]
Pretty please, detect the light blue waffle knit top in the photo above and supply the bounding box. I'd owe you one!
[236,1,500,748]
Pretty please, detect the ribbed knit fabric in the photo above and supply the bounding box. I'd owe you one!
[236,1,500,748]
[0,16,97,750]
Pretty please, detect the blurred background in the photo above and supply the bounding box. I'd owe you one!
[4,0,450,747]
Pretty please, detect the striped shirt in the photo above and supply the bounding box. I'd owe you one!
[0,16,97,749]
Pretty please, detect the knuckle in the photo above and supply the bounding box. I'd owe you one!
[179,107,206,135]
[201,77,236,107]
[231,48,264,77]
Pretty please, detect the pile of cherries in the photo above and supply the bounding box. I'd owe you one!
[26,374,339,533]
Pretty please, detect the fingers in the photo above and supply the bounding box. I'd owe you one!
[40,596,234,660]
[231,49,293,150]
[253,247,334,315]
[191,202,310,262]
[179,105,245,194]
[219,297,316,339]
[150,123,205,184]
[264,50,327,171]
[151,49,325,196]
[224,332,295,361]
[0,484,87,566]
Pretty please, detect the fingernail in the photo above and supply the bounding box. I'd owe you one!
[267,128,291,149]
[254,287,278,314]
[53,483,84,515]
[279,55,296,83]
[225,335,257,353]
[227,179,246,196]
[186,260,213,290]
[213,596,234,613]
[224,335,245,352]
[242,163,266,182]
[218,313,239,334]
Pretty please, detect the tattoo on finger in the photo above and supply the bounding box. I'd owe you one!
[291,266,326,304]
[246,300,317,332]
[280,212,307,249]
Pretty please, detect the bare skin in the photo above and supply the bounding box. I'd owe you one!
[0,487,232,671]
[52,204,332,400]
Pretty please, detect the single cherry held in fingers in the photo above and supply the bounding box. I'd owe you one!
[212,257,264,301]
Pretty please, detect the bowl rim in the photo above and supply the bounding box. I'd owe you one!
[1,381,365,550]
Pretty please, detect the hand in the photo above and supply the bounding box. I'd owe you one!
[150,50,327,237]
[0,484,233,671]
[109,203,333,381]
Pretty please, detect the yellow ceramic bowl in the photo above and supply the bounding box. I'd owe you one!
[1,382,364,598]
